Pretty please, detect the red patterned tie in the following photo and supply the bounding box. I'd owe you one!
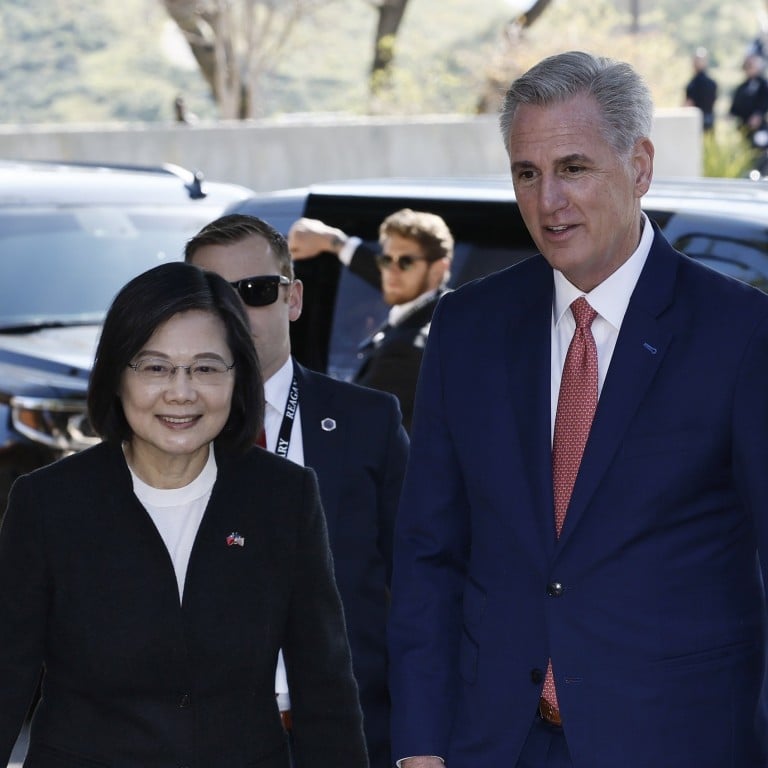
[542,296,598,714]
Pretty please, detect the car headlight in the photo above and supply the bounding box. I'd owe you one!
[10,396,100,452]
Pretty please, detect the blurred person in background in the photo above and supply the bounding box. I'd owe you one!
[684,47,717,133]
[729,53,768,145]
[186,215,408,768]
[0,261,367,768]
[288,209,453,433]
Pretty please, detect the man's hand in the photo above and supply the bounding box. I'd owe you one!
[399,758,445,768]
[287,217,348,260]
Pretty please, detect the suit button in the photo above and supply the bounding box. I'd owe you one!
[179,693,191,708]
[530,668,544,684]
[546,582,564,597]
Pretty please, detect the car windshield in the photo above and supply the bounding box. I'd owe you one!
[0,206,211,330]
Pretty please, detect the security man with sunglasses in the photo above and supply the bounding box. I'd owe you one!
[185,214,408,768]
[288,209,453,433]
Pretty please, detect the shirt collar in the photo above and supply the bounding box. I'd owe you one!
[553,212,653,331]
[263,356,294,412]
[388,288,439,326]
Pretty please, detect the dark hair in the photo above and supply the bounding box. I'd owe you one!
[88,261,263,453]
[184,213,294,280]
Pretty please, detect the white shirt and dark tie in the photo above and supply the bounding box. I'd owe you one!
[262,357,304,715]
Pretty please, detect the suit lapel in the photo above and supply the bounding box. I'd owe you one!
[556,229,678,550]
[293,361,343,537]
[503,260,558,559]
[358,292,441,351]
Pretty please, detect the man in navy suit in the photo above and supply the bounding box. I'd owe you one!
[388,51,768,768]
[186,214,409,768]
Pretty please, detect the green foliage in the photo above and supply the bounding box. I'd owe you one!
[0,0,214,123]
[0,0,766,124]
[702,125,762,179]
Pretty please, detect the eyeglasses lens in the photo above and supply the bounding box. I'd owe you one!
[376,255,418,272]
[128,358,234,384]
[234,277,281,307]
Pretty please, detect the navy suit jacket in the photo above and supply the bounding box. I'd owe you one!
[294,362,409,768]
[0,442,367,768]
[389,226,768,768]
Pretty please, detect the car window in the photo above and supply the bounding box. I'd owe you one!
[237,184,768,378]
[675,233,768,292]
[327,267,388,381]
[649,210,768,293]
[451,242,535,286]
[0,207,213,328]
[326,239,536,380]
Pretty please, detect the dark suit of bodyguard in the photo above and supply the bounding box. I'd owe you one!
[287,208,455,434]
[355,283,446,434]
[186,215,409,768]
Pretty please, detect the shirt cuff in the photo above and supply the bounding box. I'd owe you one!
[338,235,362,266]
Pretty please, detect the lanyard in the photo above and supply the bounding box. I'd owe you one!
[274,375,299,459]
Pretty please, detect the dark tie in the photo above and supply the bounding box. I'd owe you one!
[542,296,599,714]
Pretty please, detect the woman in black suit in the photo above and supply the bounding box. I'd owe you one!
[0,262,367,768]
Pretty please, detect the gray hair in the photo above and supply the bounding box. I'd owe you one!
[499,51,653,157]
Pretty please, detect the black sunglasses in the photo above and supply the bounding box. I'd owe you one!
[230,275,293,307]
[375,254,435,272]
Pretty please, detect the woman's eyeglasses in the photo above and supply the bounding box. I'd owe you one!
[230,274,293,306]
[375,254,434,272]
[126,358,235,385]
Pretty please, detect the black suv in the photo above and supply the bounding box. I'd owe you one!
[3,171,768,513]
[227,176,768,380]
[0,160,254,510]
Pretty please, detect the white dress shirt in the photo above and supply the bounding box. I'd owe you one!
[550,213,653,440]
[263,356,304,466]
[387,288,439,327]
[263,356,305,712]
[338,235,362,267]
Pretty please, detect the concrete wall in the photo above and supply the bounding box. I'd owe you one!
[0,108,702,193]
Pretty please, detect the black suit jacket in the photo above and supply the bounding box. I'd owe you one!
[346,244,443,433]
[293,362,408,768]
[354,293,443,434]
[0,441,367,768]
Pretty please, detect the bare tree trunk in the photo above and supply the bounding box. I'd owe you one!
[475,0,555,114]
[513,0,553,29]
[370,0,409,88]
[161,0,331,119]
[161,0,218,98]
[212,3,242,119]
